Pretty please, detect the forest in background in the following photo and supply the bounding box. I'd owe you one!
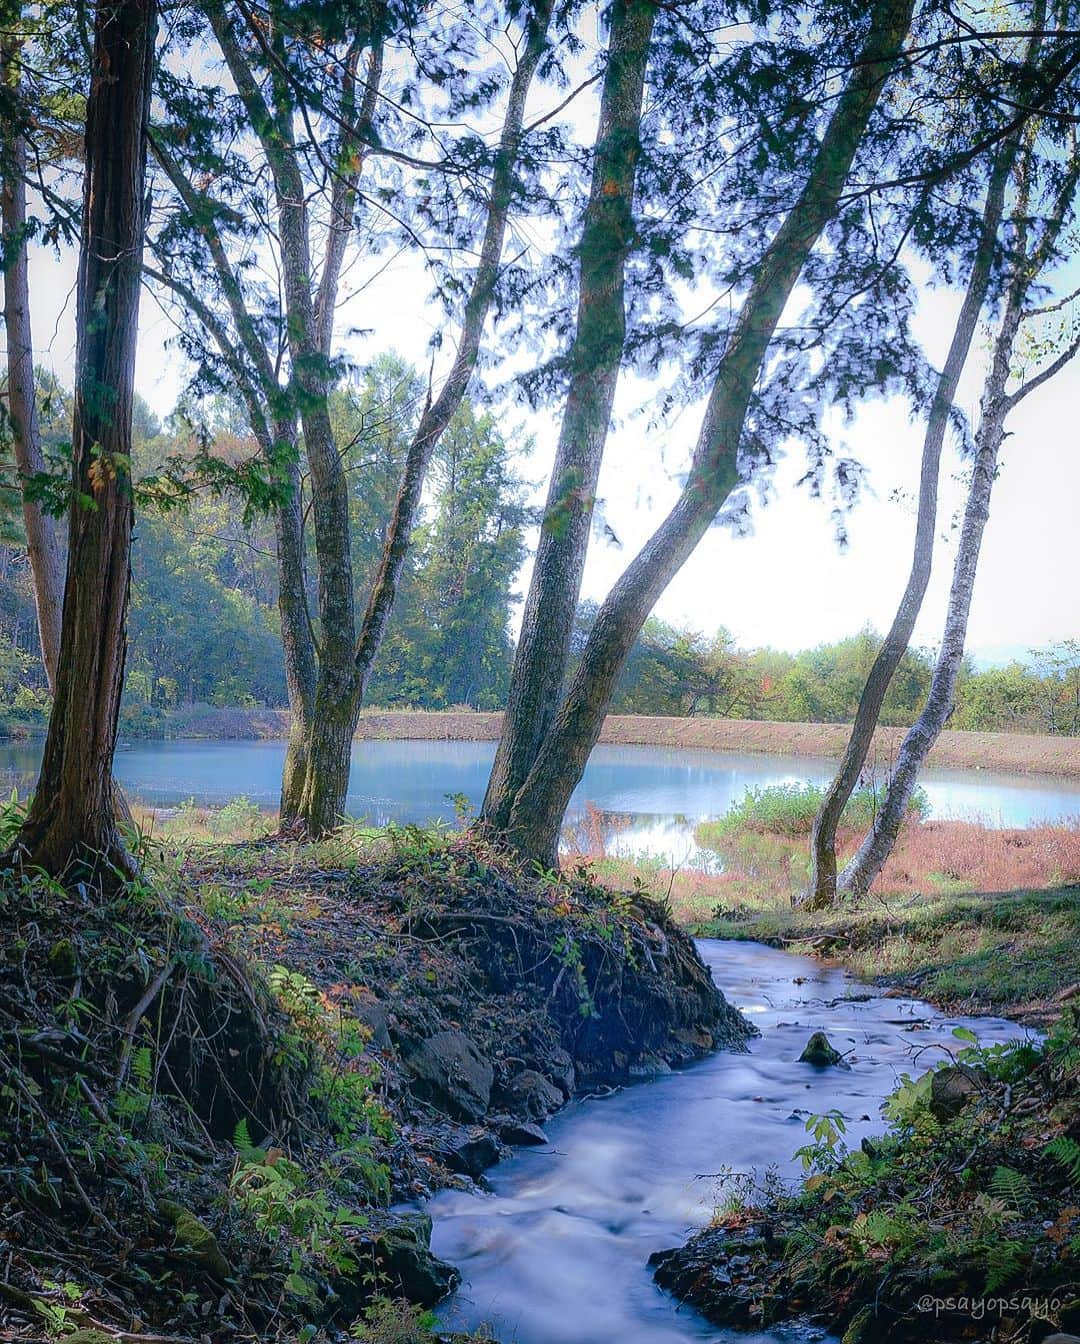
[1,365,1075,739]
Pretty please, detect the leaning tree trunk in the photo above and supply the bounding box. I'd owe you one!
[9,0,157,876]
[837,145,1079,896]
[481,0,657,835]
[803,135,1018,909]
[500,0,915,867]
[1,34,64,690]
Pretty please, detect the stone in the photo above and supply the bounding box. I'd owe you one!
[492,1115,549,1146]
[797,1031,846,1068]
[159,1200,231,1279]
[432,1127,502,1178]
[404,1030,493,1122]
[929,1064,990,1122]
[504,1068,564,1121]
[360,1213,460,1307]
[352,998,392,1052]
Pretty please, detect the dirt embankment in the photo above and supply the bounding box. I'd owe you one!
[152,707,1080,778]
[0,836,752,1340]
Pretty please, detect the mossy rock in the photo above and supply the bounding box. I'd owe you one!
[58,1332,115,1344]
[798,1031,846,1068]
[158,1199,231,1278]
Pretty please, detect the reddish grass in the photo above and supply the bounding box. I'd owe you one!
[876,818,1080,895]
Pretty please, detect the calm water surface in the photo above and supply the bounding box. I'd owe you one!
[429,939,1030,1344]
[0,737,1076,866]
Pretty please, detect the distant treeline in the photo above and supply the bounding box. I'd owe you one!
[0,369,1076,739]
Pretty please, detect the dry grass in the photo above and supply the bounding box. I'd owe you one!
[582,817,1080,927]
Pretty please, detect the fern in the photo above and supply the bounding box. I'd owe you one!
[233,1117,265,1163]
[984,1238,1025,1292]
[1045,1135,1080,1185]
[988,1165,1031,1208]
[132,1045,153,1090]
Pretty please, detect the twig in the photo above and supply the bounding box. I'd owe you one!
[114,959,176,1091]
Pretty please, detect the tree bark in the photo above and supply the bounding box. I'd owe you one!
[481,0,658,835]
[838,147,1079,897]
[499,0,915,867]
[1,35,65,690]
[803,136,1018,910]
[9,0,157,877]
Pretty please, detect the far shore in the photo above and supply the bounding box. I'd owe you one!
[90,705,1080,777]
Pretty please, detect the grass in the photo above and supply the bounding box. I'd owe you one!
[132,793,1080,1021]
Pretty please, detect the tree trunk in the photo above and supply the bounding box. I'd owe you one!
[837,144,1078,897]
[500,0,915,867]
[1,35,64,690]
[803,136,1018,910]
[481,0,657,835]
[9,0,157,877]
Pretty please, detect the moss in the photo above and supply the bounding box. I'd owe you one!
[47,937,77,977]
[158,1202,231,1279]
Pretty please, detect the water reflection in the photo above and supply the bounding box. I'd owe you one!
[0,737,1075,871]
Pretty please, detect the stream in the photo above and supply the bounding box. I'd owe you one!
[428,939,1030,1343]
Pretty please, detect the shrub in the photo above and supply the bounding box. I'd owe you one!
[698,780,929,846]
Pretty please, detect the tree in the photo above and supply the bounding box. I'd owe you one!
[481,0,657,835]
[1,22,64,688]
[152,0,554,836]
[484,0,917,865]
[838,131,1080,897]
[8,0,157,874]
[804,23,1042,908]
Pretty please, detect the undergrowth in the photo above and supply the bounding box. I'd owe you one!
[671,1013,1080,1342]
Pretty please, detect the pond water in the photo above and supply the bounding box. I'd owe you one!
[428,938,1031,1344]
[0,737,1076,867]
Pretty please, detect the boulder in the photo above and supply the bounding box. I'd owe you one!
[158,1200,231,1279]
[431,1126,502,1178]
[929,1064,990,1122]
[798,1032,846,1068]
[492,1114,549,1146]
[503,1068,564,1121]
[355,1213,460,1307]
[404,1030,493,1122]
[352,997,392,1052]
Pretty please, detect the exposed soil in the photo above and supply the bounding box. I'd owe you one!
[0,833,752,1341]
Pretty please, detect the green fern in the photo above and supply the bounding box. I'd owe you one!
[988,1165,1031,1207]
[984,1238,1025,1292]
[132,1045,153,1090]
[233,1117,265,1163]
[1045,1135,1080,1185]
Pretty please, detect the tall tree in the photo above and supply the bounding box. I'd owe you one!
[838,134,1080,897]
[152,0,554,836]
[804,133,1020,908]
[486,0,917,865]
[481,0,657,834]
[8,0,157,874]
[0,26,64,689]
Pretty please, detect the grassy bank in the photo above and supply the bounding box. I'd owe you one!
[579,780,1080,1022]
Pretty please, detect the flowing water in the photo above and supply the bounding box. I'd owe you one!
[428,939,1030,1343]
[0,737,1075,868]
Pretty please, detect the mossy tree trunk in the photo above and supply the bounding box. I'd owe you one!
[496,0,916,868]
[481,0,657,837]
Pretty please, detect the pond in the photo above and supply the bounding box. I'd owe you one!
[0,737,1076,868]
[428,939,1031,1343]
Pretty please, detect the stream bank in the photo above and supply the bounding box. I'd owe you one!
[0,827,750,1341]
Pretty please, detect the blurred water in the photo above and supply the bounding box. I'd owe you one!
[428,939,1031,1343]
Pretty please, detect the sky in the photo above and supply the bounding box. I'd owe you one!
[18,31,1080,669]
